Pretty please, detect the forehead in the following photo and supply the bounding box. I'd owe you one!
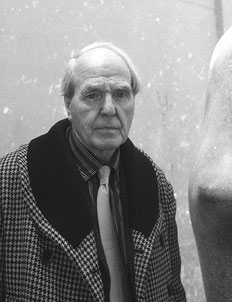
[73,48,132,89]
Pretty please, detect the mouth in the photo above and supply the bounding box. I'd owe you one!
[95,127,121,135]
[96,127,119,131]
[95,125,120,130]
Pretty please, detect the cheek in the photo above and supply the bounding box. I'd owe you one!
[69,106,85,130]
[123,103,135,126]
[70,105,97,136]
[70,102,85,122]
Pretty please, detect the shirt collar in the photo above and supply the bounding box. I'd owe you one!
[68,126,120,181]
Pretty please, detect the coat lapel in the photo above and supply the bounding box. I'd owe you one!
[131,213,164,301]
[120,139,162,300]
[75,231,105,302]
[27,119,93,248]
[120,139,160,237]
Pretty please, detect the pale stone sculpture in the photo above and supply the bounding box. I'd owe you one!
[189,26,232,302]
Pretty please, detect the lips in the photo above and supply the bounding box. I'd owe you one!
[95,128,120,132]
[96,127,119,129]
[95,124,121,129]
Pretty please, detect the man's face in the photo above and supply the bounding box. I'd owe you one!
[65,48,135,160]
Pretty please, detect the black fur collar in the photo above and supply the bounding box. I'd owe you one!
[27,119,159,248]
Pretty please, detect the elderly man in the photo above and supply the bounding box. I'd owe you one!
[0,43,186,301]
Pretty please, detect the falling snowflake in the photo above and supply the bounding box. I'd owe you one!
[3,107,9,114]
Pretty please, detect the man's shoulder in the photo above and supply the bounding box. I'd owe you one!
[0,120,69,168]
[137,146,173,187]
[121,139,168,180]
[0,119,70,173]
[136,147,176,211]
[0,144,28,173]
[136,146,163,172]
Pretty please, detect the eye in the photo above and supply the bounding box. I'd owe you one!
[85,93,102,100]
[113,91,130,101]
[87,93,96,99]
[114,92,126,98]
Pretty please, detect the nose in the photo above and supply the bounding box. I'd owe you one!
[101,93,116,115]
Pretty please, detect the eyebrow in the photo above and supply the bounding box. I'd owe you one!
[110,83,132,92]
[80,82,132,95]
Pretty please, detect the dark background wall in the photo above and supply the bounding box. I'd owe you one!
[1,1,230,301]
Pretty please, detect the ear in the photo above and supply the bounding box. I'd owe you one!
[64,96,72,120]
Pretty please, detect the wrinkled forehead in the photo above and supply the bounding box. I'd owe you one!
[73,48,132,84]
[79,77,133,94]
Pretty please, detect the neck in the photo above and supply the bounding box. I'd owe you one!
[92,149,115,164]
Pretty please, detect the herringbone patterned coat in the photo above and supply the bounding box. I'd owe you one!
[0,120,186,302]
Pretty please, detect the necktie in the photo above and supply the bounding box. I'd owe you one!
[97,166,127,301]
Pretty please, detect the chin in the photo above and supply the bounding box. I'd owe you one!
[93,138,124,151]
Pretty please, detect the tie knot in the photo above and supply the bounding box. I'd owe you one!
[98,166,111,185]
